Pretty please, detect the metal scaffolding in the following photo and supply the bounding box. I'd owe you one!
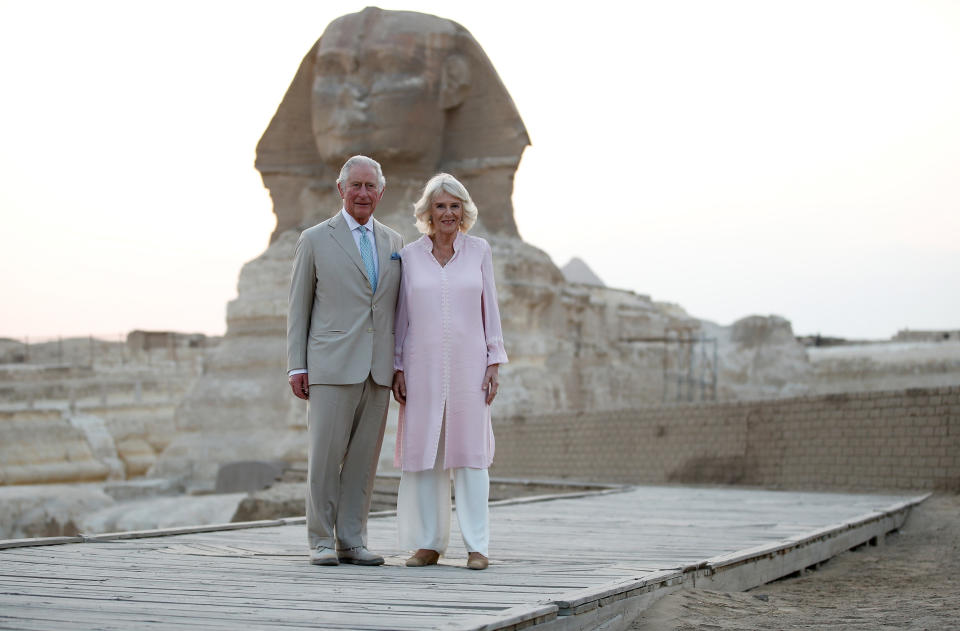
[621,325,718,403]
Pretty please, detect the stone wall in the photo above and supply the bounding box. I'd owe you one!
[0,409,110,485]
[806,341,960,395]
[491,385,960,492]
[0,360,201,486]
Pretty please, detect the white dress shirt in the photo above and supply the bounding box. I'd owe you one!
[339,208,379,280]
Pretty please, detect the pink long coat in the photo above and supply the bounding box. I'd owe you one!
[393,233,508,472]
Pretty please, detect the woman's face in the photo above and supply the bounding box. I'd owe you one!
[430,191,463,237]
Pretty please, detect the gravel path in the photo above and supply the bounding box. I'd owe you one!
[632,493,960,630]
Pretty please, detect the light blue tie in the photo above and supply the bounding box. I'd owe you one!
[358,225,377,294]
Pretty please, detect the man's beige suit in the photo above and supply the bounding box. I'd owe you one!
[288,211,403,551]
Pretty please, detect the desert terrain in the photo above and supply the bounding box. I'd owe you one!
[632,493,960,630]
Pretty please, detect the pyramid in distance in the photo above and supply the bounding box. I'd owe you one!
[561,256,605,287]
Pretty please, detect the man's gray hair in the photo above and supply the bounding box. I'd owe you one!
[413,173,479,235]
[337,155,386,192]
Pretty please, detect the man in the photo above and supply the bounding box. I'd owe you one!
[287,155,403,566]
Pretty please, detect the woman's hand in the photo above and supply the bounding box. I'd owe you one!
[482,364,499,405]
[392,370,406,404]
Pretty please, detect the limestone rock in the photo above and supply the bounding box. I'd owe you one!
[0,356,200,487]
[0,483,114,539]
[703,315,812,400]
[69,413,125,480]
[214,460,285,494]
[102,478,182,502]
[115,438,158,477]
[808,340,960,394]
[149,233,308,485]
[231,478,406,522]
[232,482,309,522]
[0,477,244,540]
[79,493,247,535]
[0,409,110,485]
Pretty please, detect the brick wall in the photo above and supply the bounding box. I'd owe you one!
[490,386,960,492]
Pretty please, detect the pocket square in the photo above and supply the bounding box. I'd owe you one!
[390,252,401,260]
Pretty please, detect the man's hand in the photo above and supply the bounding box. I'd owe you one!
[392,370,406,404]
[482,364,499,405]
[289,373,310,400]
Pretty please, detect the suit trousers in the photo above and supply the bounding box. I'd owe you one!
[306,375,390,550]
[397,419,490,556]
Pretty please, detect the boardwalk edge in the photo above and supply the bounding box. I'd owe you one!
[476,492,930,631]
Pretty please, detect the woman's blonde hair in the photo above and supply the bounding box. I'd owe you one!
[413,173,478,235]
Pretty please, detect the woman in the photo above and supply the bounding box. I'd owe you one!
[392,173,507,571]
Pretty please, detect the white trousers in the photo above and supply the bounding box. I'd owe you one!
[397,422,490,556]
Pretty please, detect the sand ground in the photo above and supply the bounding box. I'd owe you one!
[632,493,960,631]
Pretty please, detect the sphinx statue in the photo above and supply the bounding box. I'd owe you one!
[152,8,803,486]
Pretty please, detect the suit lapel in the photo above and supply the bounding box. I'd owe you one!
[329,214,369,284]
[372,219,391,299]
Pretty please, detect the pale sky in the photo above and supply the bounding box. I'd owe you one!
[1,0,958,341]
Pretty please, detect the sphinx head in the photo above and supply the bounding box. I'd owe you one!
[310,9,470,168]
[257,8,529,238]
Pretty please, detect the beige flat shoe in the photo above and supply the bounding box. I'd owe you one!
[467,552,488,570]
[405,549,440,567]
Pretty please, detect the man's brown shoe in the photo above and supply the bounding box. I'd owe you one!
[405,549,440,567]
[467,552,488,570]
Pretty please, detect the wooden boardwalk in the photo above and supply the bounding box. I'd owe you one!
[0,485,923,630]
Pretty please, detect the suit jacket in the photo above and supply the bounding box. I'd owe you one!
[287,212,403,387]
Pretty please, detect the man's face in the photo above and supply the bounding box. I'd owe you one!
[310,17,446,165]
[338,163,383,225]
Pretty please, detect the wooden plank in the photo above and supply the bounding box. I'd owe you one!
[0,595,483,630]
[705,498,922,569]
[79,519,289,542]
[0,590,506,616]
[448,603,558,631]
[0,591,491,618]
[0,536,83,550]
[0,580,541,607]
[0,604,434,631]
[0,555,610,590]
[551,569,682,610]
